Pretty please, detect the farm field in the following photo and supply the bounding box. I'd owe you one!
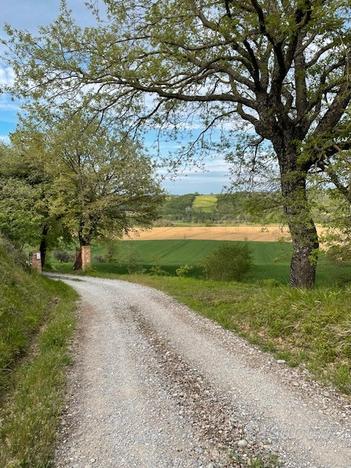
[125,224,328,242]
[53,239,351,287]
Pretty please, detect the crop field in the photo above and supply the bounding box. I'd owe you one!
[88,239,350,286]
[126,225,329,242]
[115,239,289,265]
[192,195,218,212]
[127,225,291,241]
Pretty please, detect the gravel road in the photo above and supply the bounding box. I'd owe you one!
[53,275,351,468]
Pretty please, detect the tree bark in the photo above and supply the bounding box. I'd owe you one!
[73,247,82,270]
[39,224,49,269]
[280,159,319,288]
[73,243,92,271]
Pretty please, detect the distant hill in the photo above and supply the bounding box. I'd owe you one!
[158,192,284,225]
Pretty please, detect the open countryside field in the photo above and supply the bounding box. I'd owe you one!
[125,224,328,242]
[85,239,351,287]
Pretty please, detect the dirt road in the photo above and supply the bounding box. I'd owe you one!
[54,275,351,467]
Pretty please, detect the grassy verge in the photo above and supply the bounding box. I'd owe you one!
[0,237,78,466]
[86,271,351,396]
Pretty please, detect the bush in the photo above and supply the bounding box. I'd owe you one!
[149,264,168,276]
[325,244,351,264]
[126,249,142,274]
[176,264,193,277]
[202,243,252,281]
[94,255,107,263]
[53,250,73,263]
[104,240,120,263]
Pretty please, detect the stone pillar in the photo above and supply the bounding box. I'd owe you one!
[81,245,91,271]
[31,252,42,273]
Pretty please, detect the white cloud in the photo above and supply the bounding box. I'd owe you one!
[0,101,19,111]
[0,135,10,143]
[0,66,15,87]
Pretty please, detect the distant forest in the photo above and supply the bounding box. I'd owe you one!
[157,192,332,225]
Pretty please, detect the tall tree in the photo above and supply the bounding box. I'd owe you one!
[43,114,163,270]
[4,0,351,286]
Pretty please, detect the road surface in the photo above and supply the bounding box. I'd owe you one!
[52,275,351,467]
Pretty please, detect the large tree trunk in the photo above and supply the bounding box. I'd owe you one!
[280,164,319,288]
[39,224,49,269]
[73,247,82,270]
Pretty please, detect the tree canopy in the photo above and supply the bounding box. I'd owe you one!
[0,113,163,269]
[45,114,163,246]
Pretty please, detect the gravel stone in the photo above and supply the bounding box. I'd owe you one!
[237,440,248,448]
[51,274,351,468]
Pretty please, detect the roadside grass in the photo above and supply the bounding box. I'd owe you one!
[192,195,218,212]
[110,274,351,396]
[0,237,78,466]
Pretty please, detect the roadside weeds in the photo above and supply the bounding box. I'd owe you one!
[0,280,78,467]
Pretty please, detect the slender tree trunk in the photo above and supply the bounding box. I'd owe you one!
[39,224,49,269]
[280,158,319,288]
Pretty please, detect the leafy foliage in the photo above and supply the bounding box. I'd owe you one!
[175,264,193,277]
[0,113,163,268]
[53,250,74,263]
[202,243,252,281]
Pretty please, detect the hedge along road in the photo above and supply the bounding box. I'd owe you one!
[51,274,351,468]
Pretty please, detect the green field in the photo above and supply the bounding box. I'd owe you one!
[192,195,218,212]
[52,239,351,287]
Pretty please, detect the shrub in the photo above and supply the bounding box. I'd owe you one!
[126,249,142,274]
[149,264,168,276]
[105,240,120,263]
[53,250,72,263]
[94,255,106,263]
[202,243,252,281]
[176,264,193,277]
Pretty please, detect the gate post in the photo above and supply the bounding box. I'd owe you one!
[31,252,42,273]
[81,245,91,271]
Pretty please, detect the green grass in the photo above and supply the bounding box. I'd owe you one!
[52,239,351,287]
[192,194,218,212]
[104,274,351,395]
[0,237,78,466]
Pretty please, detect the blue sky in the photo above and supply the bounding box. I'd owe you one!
[0,1,231,194]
